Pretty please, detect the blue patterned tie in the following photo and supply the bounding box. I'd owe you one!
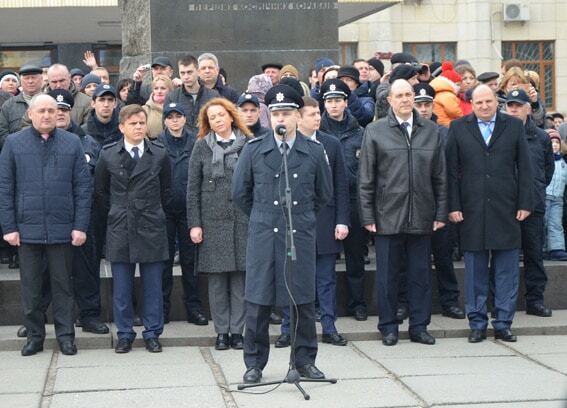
[132,146,140,162]
[480,121,493,145]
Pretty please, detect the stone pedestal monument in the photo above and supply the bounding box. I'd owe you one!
[120,0,339,92]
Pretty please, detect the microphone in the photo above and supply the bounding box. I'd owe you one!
[275,124,287,137]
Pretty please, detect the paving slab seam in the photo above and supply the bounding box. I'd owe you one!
[491,339,567,377]
[350,342,430,408]
[429,398,567,406]
[199,346,238,408]
[39,351,58,408]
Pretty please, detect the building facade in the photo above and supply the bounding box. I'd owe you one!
[339,0,567,112]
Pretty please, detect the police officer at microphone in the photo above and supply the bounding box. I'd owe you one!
[232,84,333,384]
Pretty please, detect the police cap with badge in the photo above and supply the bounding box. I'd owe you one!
[163,102,185,119]
[47,89,74,110]
[413,83,436,103]
[92,83,117,100]
[236,93,260,108]
[505,88,530,105]
[265,84,304,111]
[320,78,351,100]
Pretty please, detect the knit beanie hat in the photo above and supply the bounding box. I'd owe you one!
[0,70,19,87]
[546,128,561,144]
[367,58,385,77]
[247,74,273,98]
[440,62,462,84]
[279,64,300,80]
[81,73,101,90]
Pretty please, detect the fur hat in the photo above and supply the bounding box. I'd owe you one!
[440,62,462,84]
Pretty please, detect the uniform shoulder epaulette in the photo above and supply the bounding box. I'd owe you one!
[102,141,117,149]
[248,136,264,144]
[151,140,165,148]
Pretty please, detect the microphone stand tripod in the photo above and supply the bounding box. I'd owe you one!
[237,127,337,400]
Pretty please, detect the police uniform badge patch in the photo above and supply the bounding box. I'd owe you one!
[355,149,361,159]
[329,84,336,91]
[420,89,426,96]
[276,92,285,102]
[56,94,64,102]
[512,90,519,97]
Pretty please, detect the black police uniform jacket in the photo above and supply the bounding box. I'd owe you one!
[446,111,534,251]
[232,131,333,306]
[94,138,172,263]
[313,130,350,255]
[358,108,448,235]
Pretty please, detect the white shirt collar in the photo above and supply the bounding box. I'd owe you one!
[124,139,144,154]
[215,132,236,142]
[395,114,413,127]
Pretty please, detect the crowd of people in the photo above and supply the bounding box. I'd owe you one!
[0,49,565,384]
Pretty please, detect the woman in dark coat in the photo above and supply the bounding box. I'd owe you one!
[187,98,252,350]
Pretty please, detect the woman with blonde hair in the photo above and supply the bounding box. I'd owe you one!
[497,66,546,126]
[143,75,173,139]
[187,98,252,350]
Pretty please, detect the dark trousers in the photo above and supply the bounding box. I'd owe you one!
[244,301,318,370]
[19,243,75,342]
[162,213,201,318]
[464,249,519,331]
[281,253,338,335]
[520,213,547,305]
[342,204,367,313]
[399,224,460,309]
[72,215,101,322]
[375,234,432,335]
[112,261,164,341]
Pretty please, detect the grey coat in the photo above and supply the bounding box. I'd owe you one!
[0,93,29,148]
[186,130,249,273]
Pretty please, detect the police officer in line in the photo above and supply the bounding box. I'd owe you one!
[232,84,333,384]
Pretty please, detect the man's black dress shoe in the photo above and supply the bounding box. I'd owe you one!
[145,338,162,352]
[526,303,552,317]
[396,305,409,322]
[59,340,77,356]
[353,308,368,321]
[322,333,348,346]
[297,364,325,379]
[382,332,398,346]
[215,333,230,350]
[275,334,291,348]
[133,316,143,327]
[269,311,282,325]
[17,326,27,338]
[188,310,208,325]
[468,329,487,343]
[230,334,243,350]
[82,320,110,334]
[115,338,133,353]
[494,329,517,342]
[21,340,43,356]
[410,331,436,345]
[243,367,262,384]
[442,305,466,319]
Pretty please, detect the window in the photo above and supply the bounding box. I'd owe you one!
[502,41,555,109]
[93,44,122,86]
[402,43,457,65]
[339,43,358,66]
[0,47,56,71]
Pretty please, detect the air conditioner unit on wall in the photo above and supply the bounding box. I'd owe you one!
[503,3,530,22]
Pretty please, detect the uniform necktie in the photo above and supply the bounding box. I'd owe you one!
[480,121,494,145]
[131,146,140,162]
[280,142,290,155]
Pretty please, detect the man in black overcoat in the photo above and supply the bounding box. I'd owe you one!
[446,85,534,343]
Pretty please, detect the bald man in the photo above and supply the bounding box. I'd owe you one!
[0,94,92,356]
[47,63,92,125]
[446,85,533,343]
[358,79,448,346]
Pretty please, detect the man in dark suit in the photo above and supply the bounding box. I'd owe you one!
[276,95,350,347]
[446,85,534,343]
[232,85,332,384]
[358,79,448,347]
[95,104,172,354]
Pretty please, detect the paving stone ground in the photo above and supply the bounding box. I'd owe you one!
[1,313,566,408]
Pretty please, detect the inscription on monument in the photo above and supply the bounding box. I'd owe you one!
[187,2,338,12]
